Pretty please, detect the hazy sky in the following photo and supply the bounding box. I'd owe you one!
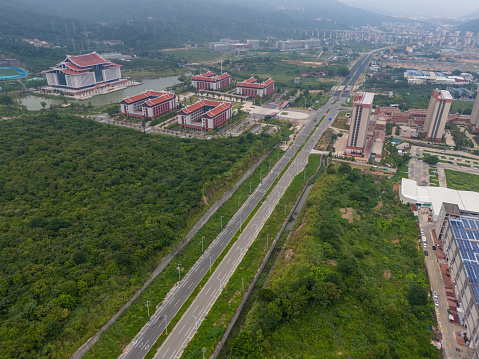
[339,0,477,18]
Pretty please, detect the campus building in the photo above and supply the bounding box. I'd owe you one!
[421,89,452,142]
[436,203,479,359]
[346,92,374,155]
[178,100,232,132]
[236,77,275,98]
[471,90,479,133]
[191,72,231,91]
[42,52,126,97]
[120,90,177,119]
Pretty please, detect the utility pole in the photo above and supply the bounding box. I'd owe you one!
[145,300,150,317]
[177,264,182,279]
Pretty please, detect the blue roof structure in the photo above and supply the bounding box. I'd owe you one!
[450,216,479,304]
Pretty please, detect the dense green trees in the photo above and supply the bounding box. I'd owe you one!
[0,113,279,357]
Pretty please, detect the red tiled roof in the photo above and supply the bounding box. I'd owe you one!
[60,68,82,75]
[122,91,167,104]
[65,62,87,72]
[144,93,176,107]
[180,99,228,115]
[205,102,231,118]
[216,73,231,80]
[192,72,230,82]
[237,77,274,89]
[243,77,257,84]
[67,52,109,67]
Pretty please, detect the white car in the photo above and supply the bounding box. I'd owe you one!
[423,243,427,248]
[434,299,439,307]
[433,291,438,299]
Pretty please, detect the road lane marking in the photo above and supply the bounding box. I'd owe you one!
[162,348,170,358]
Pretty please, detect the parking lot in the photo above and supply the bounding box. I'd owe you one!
[418,209,476,359]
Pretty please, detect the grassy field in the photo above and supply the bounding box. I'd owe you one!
[445,169,479,191]
[225,164,438,359]
[0,67,21,77]
[162,47,225,63]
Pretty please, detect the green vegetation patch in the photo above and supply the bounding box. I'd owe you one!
[228,164,438,359]
[0,113,279,358]
[0,67,21,77]
[445,169,479,191]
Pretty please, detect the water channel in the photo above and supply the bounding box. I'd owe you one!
[17,76,182,111]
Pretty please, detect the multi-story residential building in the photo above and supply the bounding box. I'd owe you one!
[346,92,374,154]
[191,72,231,91]
[120,90,177,119]
[436,203,479,359]
[42,52,126,97]
[178,100,232,132]
[236,77,275,98]
[422,89,452,142]
[470,90,479,133]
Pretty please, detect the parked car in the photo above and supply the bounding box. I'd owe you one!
[437,244,441,248]
[434,299,439,307]
[423,242,427,248]
[432,245,436,250]
[425,250,429,256]
[433,291,438,299]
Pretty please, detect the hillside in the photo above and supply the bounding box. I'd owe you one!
[226,164,438,358]
[0,113,279,358]
[458,18,479,33]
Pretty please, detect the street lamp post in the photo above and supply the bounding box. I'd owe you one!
[177,263,182,279]
[145,300,150,317]
[260,170,262,182]
[267,234,269,248]
[242,277,244,291]
[202,347,206,359]
[201,237,204,253]
[220,216,224,230]
[250,181,252,194]
[165,315,168,334]
[209,256,212,274]
[238,196,240,208]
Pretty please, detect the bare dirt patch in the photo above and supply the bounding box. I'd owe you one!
[325,259,338,266]
[375,200,383,210]
[384,270,391,280]
[282,59,325,67]
[213,314,228,327]
[339,207,359,223]
[284,249,295,263]
[391,237,400,244]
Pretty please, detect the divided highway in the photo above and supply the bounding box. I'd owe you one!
[117,52,372,359]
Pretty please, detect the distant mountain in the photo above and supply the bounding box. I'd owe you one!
[457,18,479,33]
[465,7,479,19]
[240,0,397,28]
[2,0,398,54]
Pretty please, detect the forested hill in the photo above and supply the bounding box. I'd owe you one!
[2,0,395,54]
[0,113,278,357]
[457,18,479,33]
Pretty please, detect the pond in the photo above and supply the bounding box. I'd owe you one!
[17,76,182,111]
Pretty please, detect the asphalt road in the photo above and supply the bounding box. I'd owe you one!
[118,53,371,359]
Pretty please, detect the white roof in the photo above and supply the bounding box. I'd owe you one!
[400,178,479,214]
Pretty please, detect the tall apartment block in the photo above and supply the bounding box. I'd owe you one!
[422,89,452,142]
[346,92,374,154]
[471,90,479,133]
